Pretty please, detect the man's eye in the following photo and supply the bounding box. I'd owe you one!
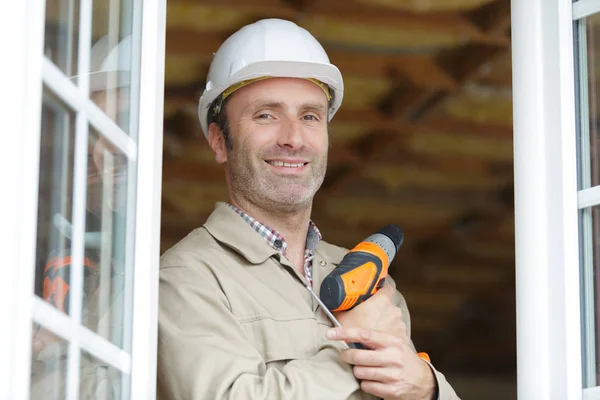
[257,113,273,119]
[303,115,318,121]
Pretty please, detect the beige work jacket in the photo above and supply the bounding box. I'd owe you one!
[157,202,460,400]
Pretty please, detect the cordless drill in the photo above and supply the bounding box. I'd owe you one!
[319,224,404,312]
[316,225,430,361]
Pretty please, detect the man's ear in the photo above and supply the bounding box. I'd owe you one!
[207,122,228,164]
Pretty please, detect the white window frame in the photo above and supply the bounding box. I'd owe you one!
[0,1,45,398]
[512,0,583,399]
[514,0,600,399]
[0,0,166,398]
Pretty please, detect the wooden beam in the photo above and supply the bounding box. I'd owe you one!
[167,0,509,47]
[332,108,414,134]
[164,29,458,90]
[163,91,512,140]
[474,51,512,87]
[438,43,507,86]
[466,0,511,37]
[399,41,508,121]
[162,161,225,183]
[302,0,508,47]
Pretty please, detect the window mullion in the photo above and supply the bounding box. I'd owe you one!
[577,19,592,191]
[42,59,137,161]
[581,207,597,387]
[65,0,93,397]
[578,187,600,208]
[32,297,132,374]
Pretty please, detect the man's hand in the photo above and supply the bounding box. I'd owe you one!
[332,283,404,335]
[327,328,437,400]
[328,283,437,400]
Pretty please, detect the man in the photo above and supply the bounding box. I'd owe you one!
[158,18,460,400]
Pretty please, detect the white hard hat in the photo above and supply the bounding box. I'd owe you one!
[198,18,344,139]
[72,35,132,92]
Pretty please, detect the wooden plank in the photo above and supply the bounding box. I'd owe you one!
[318,196,463,226]
[166,0,508,47]
[467,0,511,36]
[328,108,414,133]
[401,42,508,121]
[399,288,467,312]
[164,29,458,90]
[361,162,513,191]
[161,180,229,217]
[162,161,225,183]
[474,51,512,87]
[165,93,512,146]
[438,84,513,126]
[163,88,511,140]
[416,262,513,286]
[305,0,508,47]
[353,0,496,13]
[406,129,513,161]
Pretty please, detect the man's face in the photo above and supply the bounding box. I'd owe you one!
[214,77,330,211]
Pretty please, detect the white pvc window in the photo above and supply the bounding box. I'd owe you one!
[514,0,600,399]
[0,0,165,398]
[512,0,582,399]
[574,1,600,395]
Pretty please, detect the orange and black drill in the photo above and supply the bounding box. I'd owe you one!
[316,225,430,360]
[319,224,404,312]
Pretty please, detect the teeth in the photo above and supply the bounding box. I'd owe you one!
[268,161,305,168]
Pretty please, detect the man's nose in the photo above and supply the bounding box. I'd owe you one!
[277,117,303,149]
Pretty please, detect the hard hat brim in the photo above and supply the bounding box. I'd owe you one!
[199,60,344,138]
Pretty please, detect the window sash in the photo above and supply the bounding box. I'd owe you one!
[574,0,600,20]
[0,0,165,398]
[579,187,600,208]
[512,0,583,398]
[42,59,137,161]
[0,0,46,398]
[127,0,166,398]
[32,298,132,374]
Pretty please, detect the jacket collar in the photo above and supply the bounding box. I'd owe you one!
[203,202,346,266]
[315,240,346,265]
[204,202,280,264]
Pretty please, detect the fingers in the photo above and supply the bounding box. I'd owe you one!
[352,366,398,383]
[341,347,404,368]
[327,327,404,350]
[359,380,397,399]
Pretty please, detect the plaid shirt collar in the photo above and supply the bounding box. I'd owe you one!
[225,202,322,285]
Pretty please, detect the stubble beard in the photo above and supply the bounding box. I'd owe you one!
[227,145,327,213]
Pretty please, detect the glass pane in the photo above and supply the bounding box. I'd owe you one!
[89,1,136,135]
[44,0,137,134]
[580,205,600,387]
[84,127,131,348]
[35,0,140,393]
[33,93,133,349]
[79,351,125,399]
[34,89,76,313]
[45,0,79,77]
[581,13,600,188]
[30,323,69,399]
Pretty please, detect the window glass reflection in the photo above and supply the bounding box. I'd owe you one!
[30,323,69,399]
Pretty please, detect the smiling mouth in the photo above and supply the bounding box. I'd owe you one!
[265,160,308,168]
